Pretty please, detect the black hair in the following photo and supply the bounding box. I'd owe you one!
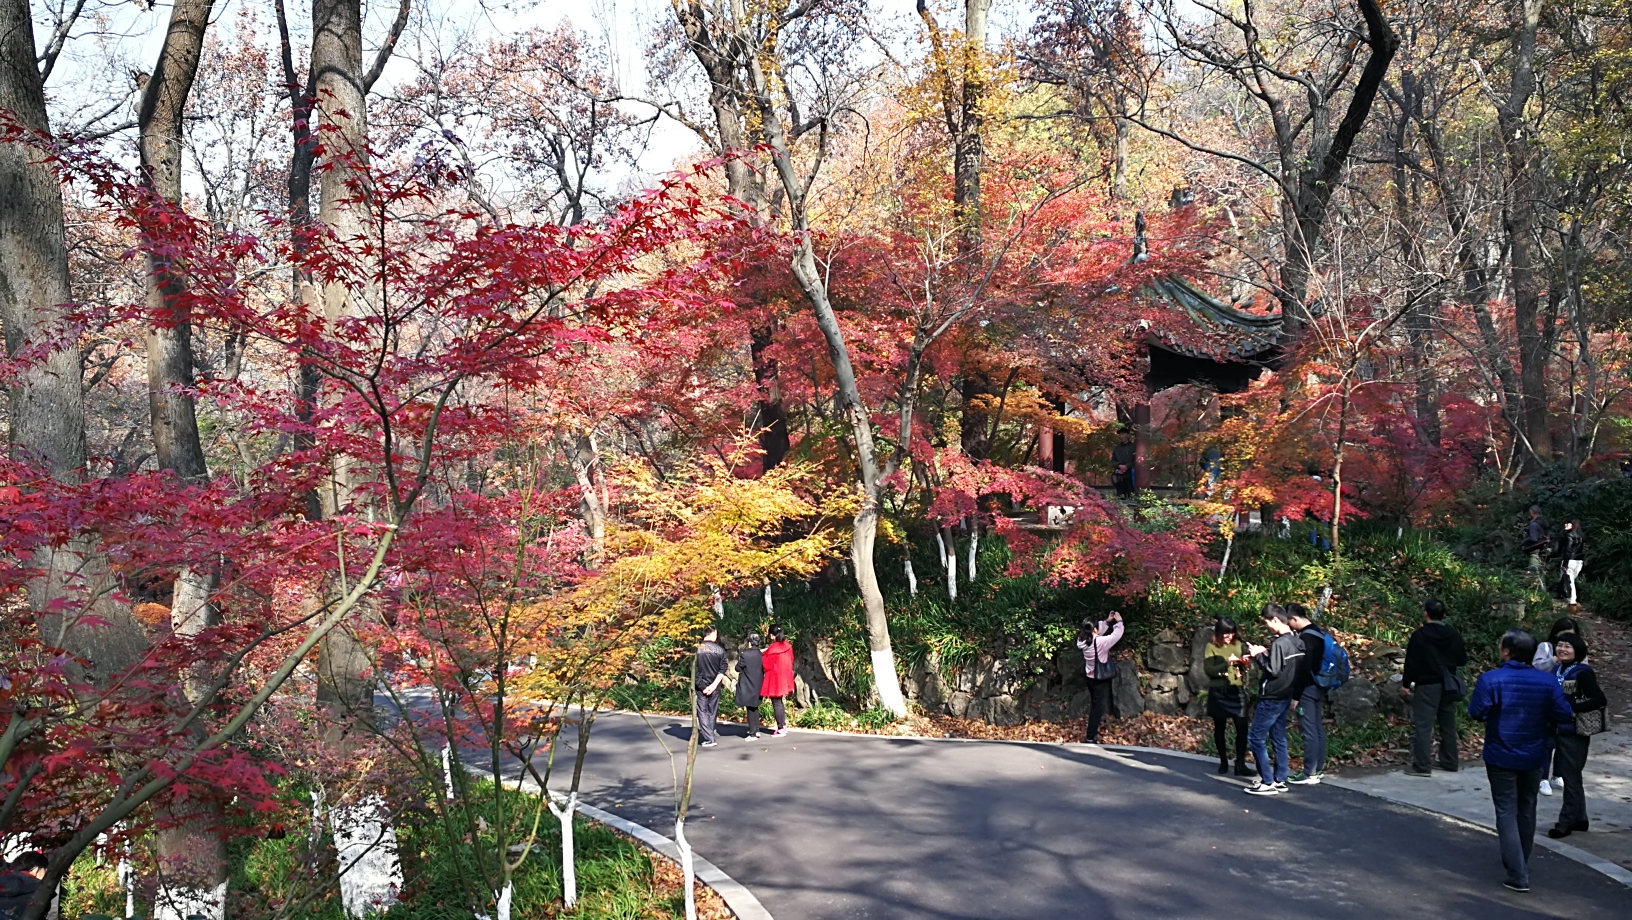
[1261,603,1288,623]
[744,632,762,649]
[1424,598,1447,620]
[1529,504,1542,515]
[1286,603,1310,622]
[1559,633,1589,664]
[1077,618,1101,644]
[1501,629,1539,664]
[11,851,46,873]
[770,624,785,643]
[1548,617,1580,644]
[1212,616,1239,645]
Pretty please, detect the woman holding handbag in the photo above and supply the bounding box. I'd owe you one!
[1549,634,1608,839]
[1076,611,1125,743]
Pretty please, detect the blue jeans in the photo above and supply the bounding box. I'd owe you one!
[1487,764,1542,888]
[1248,698,1293,783]
[1298,685,1326,774]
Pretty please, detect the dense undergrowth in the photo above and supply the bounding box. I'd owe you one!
[61,781,685,920]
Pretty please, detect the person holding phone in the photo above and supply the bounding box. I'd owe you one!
[1204,617,1253,776]
[1077,611,1125,743]
[1244,605,1305,795]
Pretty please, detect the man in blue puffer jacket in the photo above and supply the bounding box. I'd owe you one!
[1467,629,1575,893]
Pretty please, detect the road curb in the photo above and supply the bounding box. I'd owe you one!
[493,768,776,920]
[571,799,776,920]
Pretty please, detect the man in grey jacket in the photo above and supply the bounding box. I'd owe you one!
[1244,605,1305,795]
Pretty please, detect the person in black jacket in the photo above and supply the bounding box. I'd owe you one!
[1287,605,1330,785]
[1549,634,1608,839]
[1111,429,1137,498]
[1402,598,1469,776]
[734,633,766,740]
[1559,520,1585,611]
[1243,605,1305,795]
[694,628,728,747]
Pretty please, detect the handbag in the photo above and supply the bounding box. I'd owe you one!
[1094,655,1118,681]
[1574,707,1609,736]
[1441,669,1466,703]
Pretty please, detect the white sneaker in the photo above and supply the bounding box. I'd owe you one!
[1538,780,1553,796]
[1551,777,1565,790]
[771,728,788,737]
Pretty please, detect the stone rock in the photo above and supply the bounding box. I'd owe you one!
[793,636,843,708]
[1187,625,1213,694]
[988,694,1022,726]
[1330,677,1380,726]
[948,691,973,718]
[1058,644,1088,696]
[1149,671,1184,692]
[1184,694,1206,718]
[1068,689,1093,718]
[1176,680,1190,705]
[1377,672,1408,718]
[1038,699,1064,723]
[1149,632,1188,673]
[1146,688,1180,715]
[912,651,951,712]
[1110,662,1144,717]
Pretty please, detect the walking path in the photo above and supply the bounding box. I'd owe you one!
[1334,608,1632,878]
[543,711,1629,920]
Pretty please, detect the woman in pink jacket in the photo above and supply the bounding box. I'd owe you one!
[1076,611,1125,743]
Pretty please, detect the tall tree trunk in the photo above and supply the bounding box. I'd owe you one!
[135,2,231,915]
[918,0,990,245]
[743,48,907,717]
[1389,82,1440,446]
[310,0,403,912]
[0,0,151,688]
[750,321,790,468]
[1495,0,1551,464]
[1275,0,1399,338]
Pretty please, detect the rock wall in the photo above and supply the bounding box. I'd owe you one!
[905,624,1404,733]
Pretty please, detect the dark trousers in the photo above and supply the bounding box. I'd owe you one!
[1085,677,1114,741]
[1411,682,1459,772]
[746,704,762,737]
[1554,733,1591,830]
[1487,764,1542,888]
[1297,685,1327,774]
[1213,715,1248,766]
[1247,698,1293,783]
[770,696,787,730]
[695,689,720,743]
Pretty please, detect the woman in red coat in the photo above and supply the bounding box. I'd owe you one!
[761,624,796,736]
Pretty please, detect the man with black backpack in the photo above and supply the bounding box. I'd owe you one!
[1521,505,1551,592]
[1288,604,1340,785]
[1402,599,1469,776]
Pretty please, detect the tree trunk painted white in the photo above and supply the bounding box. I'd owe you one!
[442,743,454,800]
[119,843,135,919]
[966,526,978,583]
[711,587,724,618]
[934,531,948,569]
[945,532,958,602]
[763,583,774,617]
[331,795,403,918]
[548,791,578,908]
[904,557,918,597]
[1217,536,1234,583]
[676,818,696,920]
[495,883,513,920]
[153,881,226,920]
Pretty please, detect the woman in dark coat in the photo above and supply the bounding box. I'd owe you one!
[1549,634,1608,839]
[734,633,766,740]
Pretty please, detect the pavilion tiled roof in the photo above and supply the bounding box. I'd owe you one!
[1145,275,1282,363]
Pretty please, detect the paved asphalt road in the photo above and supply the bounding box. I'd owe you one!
[535,712,1630,920]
